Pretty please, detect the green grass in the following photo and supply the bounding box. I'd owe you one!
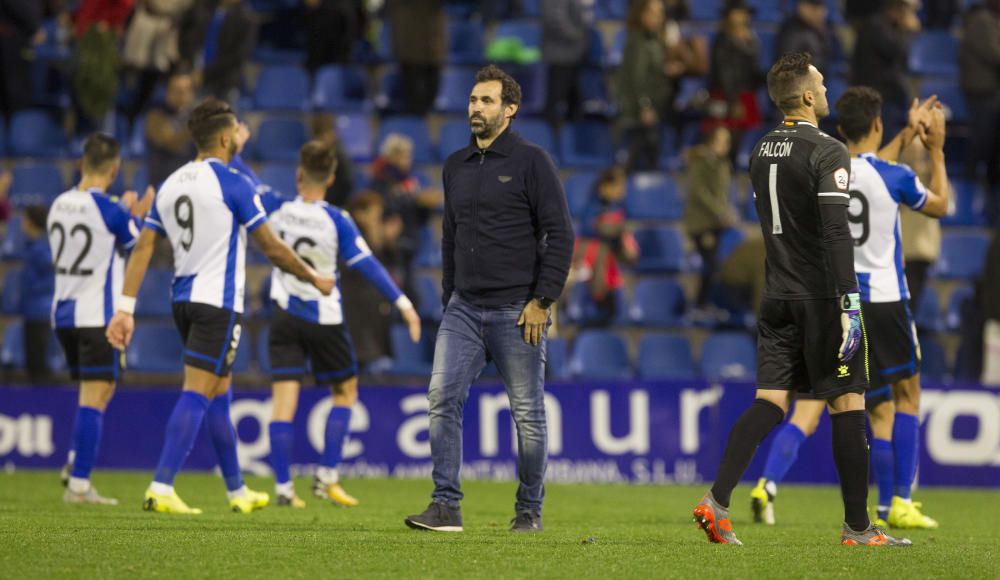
[0,471,995,578]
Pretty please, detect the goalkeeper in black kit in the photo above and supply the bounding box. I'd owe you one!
[690,53,910,547]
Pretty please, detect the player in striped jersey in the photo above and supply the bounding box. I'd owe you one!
[252,142,421,508]
[750,88,949,530]
[49,134,151,505]
[106,99,334,514]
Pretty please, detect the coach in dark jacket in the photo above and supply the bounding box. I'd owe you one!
[405,65,573,535]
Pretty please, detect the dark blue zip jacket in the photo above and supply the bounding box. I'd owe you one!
[441,127,574,307]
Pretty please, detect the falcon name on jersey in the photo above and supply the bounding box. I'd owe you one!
[848,153,928,303]
[144,158,266,313]
[750,120,853,300]
[263,195,382,325]
[49,189,139,328]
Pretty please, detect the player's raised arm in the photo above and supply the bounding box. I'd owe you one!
[251,223,334,295]
[915,104,950,218]
[877,96,937,162]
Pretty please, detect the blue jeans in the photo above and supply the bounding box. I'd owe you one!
[428,294,548,513]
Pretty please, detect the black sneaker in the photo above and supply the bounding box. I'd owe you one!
[511,511,543,532]
[404,502,463,532]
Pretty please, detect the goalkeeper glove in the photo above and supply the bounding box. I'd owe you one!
[838,291,862,362]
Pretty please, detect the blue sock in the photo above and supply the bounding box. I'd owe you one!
[321,406,352,469]
[269,421,294,485]
[70,407,103,479]
[893,412,920,499]
[871,437,894,517]
[153,391,210,486]
[762,423,806,483]
[206,388,245,492]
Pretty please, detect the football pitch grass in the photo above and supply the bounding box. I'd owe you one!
[1,471,996,578]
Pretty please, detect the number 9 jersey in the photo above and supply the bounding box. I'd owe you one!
[48,188,139,328]
[144,158,267,313]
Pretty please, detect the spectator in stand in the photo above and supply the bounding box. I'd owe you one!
[179,0,257,101]
[311,114,356,207]
[617,0,671,172]
[684,126,737,315]
[541,0,593,129]
[370,134,443,297]
[775,0,832,73]
[342,191,405,369]
[851,0,920,135]
[19,206,55,383]
[899,140,944,309]
[573,167,638,327]
[304,0,359,76]
[145,71,197,187]
[0,0,42,121]
[706,0,763,165]
[982,228,1000,385]
[386,0,446,117]
[959,0,1000,225]
[122,0,194,121]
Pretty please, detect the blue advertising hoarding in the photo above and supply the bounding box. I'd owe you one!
[1,380,998,487]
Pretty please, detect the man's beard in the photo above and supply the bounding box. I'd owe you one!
[469,112,502,138]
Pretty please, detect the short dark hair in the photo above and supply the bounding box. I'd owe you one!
[474,64,522,116]
[187,98,237,151]
[836,86,883,143]
[766,52,814,113]
[81,133,120,172]
[299,140,337,184]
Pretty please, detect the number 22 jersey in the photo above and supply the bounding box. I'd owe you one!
[144,158,267,313]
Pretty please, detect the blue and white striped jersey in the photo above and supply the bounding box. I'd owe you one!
[48,188,139,328]
[259,193,403,325]
[144,158,267,313]
[848,153,929,303]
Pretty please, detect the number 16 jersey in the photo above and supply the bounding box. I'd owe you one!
[144,158,267,313]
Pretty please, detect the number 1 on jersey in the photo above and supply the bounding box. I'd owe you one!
[769,163,782,235]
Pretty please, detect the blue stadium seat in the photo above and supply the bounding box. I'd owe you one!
[0,320,22,368]
[336,113,374,161]
[385,324,433,376]
[2,268,21,314]
[933,232,990,279]
[1,214,25,260]
[584,28,605,68]
[562,283,627,326]
[136,268,175,317]
[559,121,615,168]
[494,20,541,49]
[126,322,185,373]
[9,110,67,157]
[941,180,986,226]
[253,65,310,111]
[375,69,405,114]
[435,67,477,113]
[508,64,546,115]
[633,226,687,273]
[312,65,370,112]
[580,67,612,116]
[596,0,628,20]
[637,333,696,380]
[546,337,570,380]
[700,331,756,381]
[439,119,473,159]
[625,172,683,220]
[520,0,540,17]
[447,20,484,65]
[568,330,632,380]
[515,119,556,159]
[918,334,949,383]
[913,285,942,332]
[716,227,745,264]
[416,274,443,323]
[755,29,776,67]
[252,118,307,162]
[920,78,966,124]
[9,164,64,208]
[414,226,442,268]
[628,277,687,327]
[945,285,974,331]
[690,0,722,21]
[258,163,298,197]
[563,171,599,219]
[909,31,958,76]
[377,116,435,164]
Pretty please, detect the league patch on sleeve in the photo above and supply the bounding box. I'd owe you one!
[834,168,849,191]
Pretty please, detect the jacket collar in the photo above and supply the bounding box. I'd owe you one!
[463,126,518,160]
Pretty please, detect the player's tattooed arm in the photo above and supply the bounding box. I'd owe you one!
[251,222,334,295]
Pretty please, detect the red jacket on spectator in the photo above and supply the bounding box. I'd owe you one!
[75,0,134,36]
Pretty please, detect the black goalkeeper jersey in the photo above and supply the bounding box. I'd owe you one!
[750,120,853,300]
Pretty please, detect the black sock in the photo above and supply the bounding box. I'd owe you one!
[831,410,871,532]
[710,398,785,508]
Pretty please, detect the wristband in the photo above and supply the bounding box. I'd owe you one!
[395,295,414,312]
[118,295,137,315]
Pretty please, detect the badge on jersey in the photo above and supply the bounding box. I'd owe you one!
[834,168,849,191]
